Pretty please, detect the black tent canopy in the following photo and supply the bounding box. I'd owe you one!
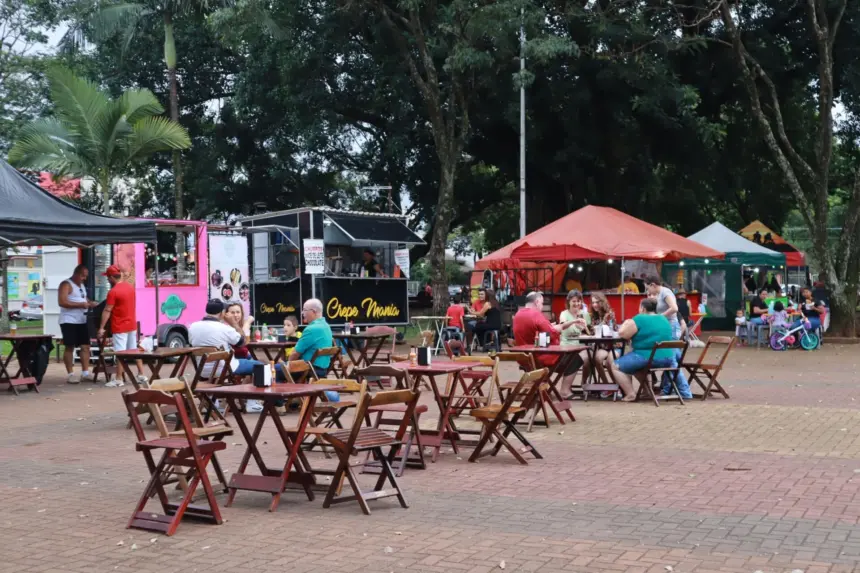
[0,160,155,247]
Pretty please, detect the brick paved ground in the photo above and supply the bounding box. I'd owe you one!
[2,342,860,572]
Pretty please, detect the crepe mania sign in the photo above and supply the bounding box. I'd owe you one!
[322,278,408,325]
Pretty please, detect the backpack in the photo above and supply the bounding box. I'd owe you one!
[29,339,54,385]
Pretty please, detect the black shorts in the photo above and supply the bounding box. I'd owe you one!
[60,323,90,347]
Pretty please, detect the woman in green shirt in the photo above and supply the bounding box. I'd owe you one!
[608,298,692,401]
[558,290,595,398]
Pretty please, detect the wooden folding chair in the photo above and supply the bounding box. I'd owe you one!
[281,359,317,384]
[494,352,552,431]
[187,348,235,421]
[682,336,736,400]
[468,368,547,464]
[150,378,233,492]
[445,339,495,410]
[635,341,689,407]
[121,388,224,536]
[355,365,427,475]
[92,334,116,384]
[312,346,348,378]
[321,385,418,515]
[364,326,398,364]
[311,377,364,431]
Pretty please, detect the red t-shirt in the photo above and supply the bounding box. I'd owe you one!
[473,300,485,313]
[513,307,559,367]
[446,304,465,329]
[106,282,136,334]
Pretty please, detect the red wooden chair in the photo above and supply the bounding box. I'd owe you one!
[121,388,224,536]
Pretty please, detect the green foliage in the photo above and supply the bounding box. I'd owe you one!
[8,66,190,213]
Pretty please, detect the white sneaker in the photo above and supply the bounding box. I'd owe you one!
[245,400,264,413]
[81,372,95,383]
[136,375,150,386]
[104,379,125,388]
[66,373,80,384]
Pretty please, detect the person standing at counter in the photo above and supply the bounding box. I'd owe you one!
[645,276,681,339]
[617,274,640,294]
[362,248,387,278]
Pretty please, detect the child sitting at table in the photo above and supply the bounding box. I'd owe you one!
[283,315,302,341]
[767,301,791,330]
[734,309,747,338]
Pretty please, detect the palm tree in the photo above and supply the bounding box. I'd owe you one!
[85,0,229,222]
[8,66,191,214]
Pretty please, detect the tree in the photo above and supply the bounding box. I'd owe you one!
[0,0,63,152]
[701,0,860,334]
[333,0,572,313]
[8,66,191,214]
[67,0,232,260]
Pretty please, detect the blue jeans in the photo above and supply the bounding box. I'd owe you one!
[792,317,821,331]
[233,359,263,376]
[615,351,692,399]
[747,317,765,345]
[234,359,288,382]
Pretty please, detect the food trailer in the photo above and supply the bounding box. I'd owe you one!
[43,219,213,347]
[239,207,424,327]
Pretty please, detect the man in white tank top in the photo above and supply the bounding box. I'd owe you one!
[58,264,96,383]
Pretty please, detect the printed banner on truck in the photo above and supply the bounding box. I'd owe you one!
[209,234,250,314]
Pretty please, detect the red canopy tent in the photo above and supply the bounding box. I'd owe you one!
[478,205,723,267]
[473,206,724,319]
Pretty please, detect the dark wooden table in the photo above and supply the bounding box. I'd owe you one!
[0,334,53,394]
[114,347,193,389]
[568,335,626,399]
[196,383,342,512]
[387,361,483,462]
[246,340,297,363]
[332,332,391,368]
[508,345,586,423]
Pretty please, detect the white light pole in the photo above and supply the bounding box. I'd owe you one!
[519,11,526,239]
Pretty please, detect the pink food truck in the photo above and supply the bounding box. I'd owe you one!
[111,219,211,347]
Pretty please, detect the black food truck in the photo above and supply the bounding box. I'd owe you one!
[239,207,425,327]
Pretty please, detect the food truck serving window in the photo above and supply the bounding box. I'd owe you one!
[324,213,424,245]
[145,226,199,287]
[251,227,300,283]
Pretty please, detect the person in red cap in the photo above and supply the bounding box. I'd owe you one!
[98,264,145,387]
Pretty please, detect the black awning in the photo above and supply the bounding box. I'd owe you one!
[0,160,156,247]
[325,212,425,245]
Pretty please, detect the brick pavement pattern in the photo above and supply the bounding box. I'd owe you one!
[2,343,860,572]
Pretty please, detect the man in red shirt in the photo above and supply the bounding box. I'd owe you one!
[98,265,145,387]
[513,292,579,396]
[446,295,466,330]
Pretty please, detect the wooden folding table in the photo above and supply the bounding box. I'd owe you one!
[114,347,193,389]
[247,340,296,363]
[0,334,53,395]
[196,383,342,512]
[332,332,391,368]
[508,345,585,424]
[387,361,483,462]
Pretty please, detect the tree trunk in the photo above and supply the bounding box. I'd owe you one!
[428,161,457,315]
[827,286,856,337]
[164,11,186,272]
[100,172,110,215]
[0,255,9,334]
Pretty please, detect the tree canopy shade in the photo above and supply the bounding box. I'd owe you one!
[478,206,724,268]
[0,159,156,246]
[687,222,785,267]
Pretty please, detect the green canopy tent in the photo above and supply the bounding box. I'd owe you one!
[663,222,786,330]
